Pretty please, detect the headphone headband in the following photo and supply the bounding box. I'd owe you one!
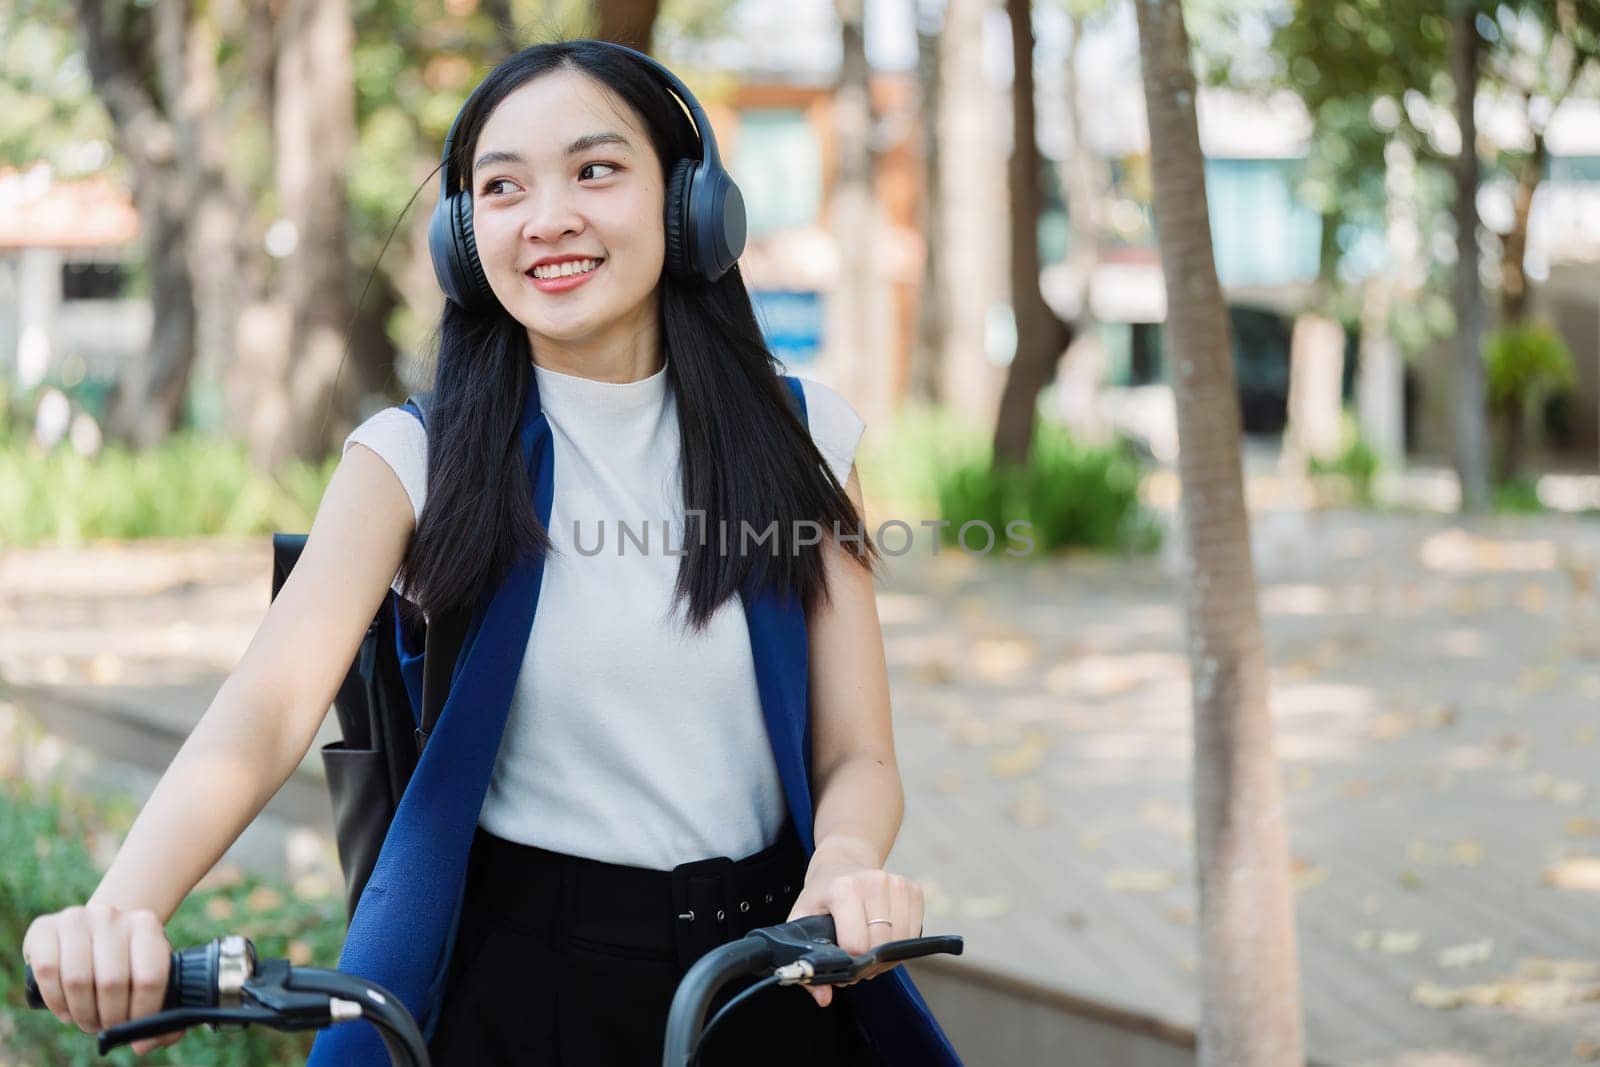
[437,41,723,204]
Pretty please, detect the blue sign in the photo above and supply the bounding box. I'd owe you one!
[750,288,822,365]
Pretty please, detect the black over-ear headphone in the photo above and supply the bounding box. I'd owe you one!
[427,40,747,311]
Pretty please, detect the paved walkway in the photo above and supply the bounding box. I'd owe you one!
[4,488,1600,1065]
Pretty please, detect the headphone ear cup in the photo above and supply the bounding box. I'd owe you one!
[452,192,491,309]
[664,158,696,281]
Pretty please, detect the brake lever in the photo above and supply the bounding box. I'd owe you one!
[754,926,965,986]
[98,1006,281,1055]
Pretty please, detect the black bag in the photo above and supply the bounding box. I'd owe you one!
[269,392,467,923]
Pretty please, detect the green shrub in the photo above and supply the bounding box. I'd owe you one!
[1484,321,1575,408]
[0,433,337,546]
[932,419,1161,555]
[1484,321,1576,483]
[1307,417,1380,506]
[0,777,346,1065]
[1491,477,1544,514]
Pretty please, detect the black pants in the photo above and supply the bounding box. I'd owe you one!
[426,819,879,1066]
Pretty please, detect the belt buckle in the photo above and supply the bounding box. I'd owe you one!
[670,854,735,970]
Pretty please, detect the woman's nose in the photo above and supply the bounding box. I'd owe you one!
[520,187,584,242]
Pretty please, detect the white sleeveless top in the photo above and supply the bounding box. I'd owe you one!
[342,359,865,869]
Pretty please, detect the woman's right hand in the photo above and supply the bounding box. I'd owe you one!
[22,903,185,1056]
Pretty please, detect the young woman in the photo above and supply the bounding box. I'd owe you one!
[21,39,957,1066]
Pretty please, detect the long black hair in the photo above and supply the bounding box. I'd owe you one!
[397,40,879,632]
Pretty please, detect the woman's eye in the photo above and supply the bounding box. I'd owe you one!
[579,162,618,181]
[482,178,514,196]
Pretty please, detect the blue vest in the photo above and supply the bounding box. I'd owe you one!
[306,374,961,1065]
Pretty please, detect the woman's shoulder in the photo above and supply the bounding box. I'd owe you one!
[342,404,429,523]
[788,376,865,486]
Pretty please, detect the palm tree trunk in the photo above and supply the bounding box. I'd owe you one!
[1133,2,1304,1064]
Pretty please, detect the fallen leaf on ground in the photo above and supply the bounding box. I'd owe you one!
[951,717,992,746]
[987,734,1048,779]
[957,894,1013,919]
[1355,929,1422,954]
[1413,962,1600,1010]
[971,638,1034,682]
[1436,938,1494,968]
[1138,799,1193,840]
[1291,856,1329,891]
[1009,786,1051,827]
[1542,858,1600,892]
[1106,869,1177,893]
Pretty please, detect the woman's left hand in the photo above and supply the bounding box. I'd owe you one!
[782,844,925,1008]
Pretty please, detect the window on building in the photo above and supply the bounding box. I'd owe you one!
[733,109,822,236]
[61,260,128,300]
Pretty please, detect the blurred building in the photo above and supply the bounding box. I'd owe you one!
[0,163,146,412]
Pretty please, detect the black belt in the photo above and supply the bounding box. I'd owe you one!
[463,818,809,971]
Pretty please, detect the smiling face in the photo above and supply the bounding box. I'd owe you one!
[469,66,668,370]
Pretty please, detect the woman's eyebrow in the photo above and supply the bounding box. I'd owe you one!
[473,132,633,175]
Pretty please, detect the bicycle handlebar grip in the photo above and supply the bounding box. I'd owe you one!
[788,913,838,943]
[25,945,196,1014]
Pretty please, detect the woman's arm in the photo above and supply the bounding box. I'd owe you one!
[85,442,416,921]
[788,462,924,1007]
[805,462,904,870]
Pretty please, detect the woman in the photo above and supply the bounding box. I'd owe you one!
[21,39,957,1066]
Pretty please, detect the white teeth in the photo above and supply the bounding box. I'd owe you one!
[531,258,601,279]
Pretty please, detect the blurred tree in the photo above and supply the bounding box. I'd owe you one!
[1485,0,1600,325]
[67,0,202,447]
[1135,2,1304,1065]
[829,0,900,427]
[1048,0,1119,445]
[907,0,945,406]
[1271,0,1600,504]
[1448,0,1490,510]
[992,0,1073,466]
[18,0,749,466]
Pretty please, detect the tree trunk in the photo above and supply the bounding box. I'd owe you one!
[179,5,252,432]
[937,0,1006,426]
[1052,10,1111,446]
[72,0,200,447]
[1282,311,1345,472]
[1499,125,1545,327]
[992,0,1072,467]
[595,0,663,53]
[1451,6,1490,508]
[1133,2,1305,1065]
[907,0,946,406]
[829,0,895,427]
[254,0,359,469]
[1359,136,1421,466]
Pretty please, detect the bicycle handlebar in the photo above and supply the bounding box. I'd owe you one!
[662,913,964,1067]
[24,934,429,1066]
[23,916,963,1067]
